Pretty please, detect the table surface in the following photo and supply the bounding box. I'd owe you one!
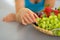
[0,0,60,40]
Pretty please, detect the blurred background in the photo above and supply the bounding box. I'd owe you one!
[0,0,60,40]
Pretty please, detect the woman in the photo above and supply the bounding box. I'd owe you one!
[3,0,55,25]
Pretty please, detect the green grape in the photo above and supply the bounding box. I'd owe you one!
[53,30,60,36]
[53,30,58,36]
[42,24,46,29]
[40,20,44,23]
[42,21,46,24]
[42,13,46,17]
[42,17,46,21]
[36,12,60,36]
[49,16,53,19]
[46,21,49,24]
[58,14,60,20]
[50,20,54,25]
[49,15,57,20]
[50,24,56,30]
[52,22,60,29]
[54,24,57,28]
[36,18,41,22]
[57,31,60,36]
[39,23,43,28]
[45,18,51,30]
[42,17,48,22]
[46,27,52,30]
[38,24,41,28]
[55,18,59,22]
[36,18,41,26]
[53,15,57,18]
[56,23,60,28]
[51,12,55,15]
[46,24,53,30]
[58,6,60,11]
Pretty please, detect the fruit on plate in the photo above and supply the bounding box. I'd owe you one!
[44,6,52,17]
[52,28,60,36]
[58,14,60,20]
[58,7,60,12]
[54,8,59,16]
[36,6,60,36]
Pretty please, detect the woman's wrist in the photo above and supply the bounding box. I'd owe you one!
[15,0,25,13]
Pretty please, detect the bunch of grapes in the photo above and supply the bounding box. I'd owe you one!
[36,6,60,36]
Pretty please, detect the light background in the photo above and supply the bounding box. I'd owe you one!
[0,0,60,40]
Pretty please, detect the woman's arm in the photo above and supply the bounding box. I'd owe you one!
[3,0,25,22]
[15,0,25,13]
[45,0,55,7]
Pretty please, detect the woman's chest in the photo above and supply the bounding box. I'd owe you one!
[25,0,45,12]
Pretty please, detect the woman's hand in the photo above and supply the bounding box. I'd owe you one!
[17,8,38,25]
[3,13,16,22]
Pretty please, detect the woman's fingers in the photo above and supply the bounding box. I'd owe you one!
[33,13,39,18]
[22,13,36,25]
[27,9,36,22]
[25,14,34,23]
[22,18,27,25]
[27,8,38,18]
[27,9,39,23]
[23,16,31,24]
[3,14,16,22]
